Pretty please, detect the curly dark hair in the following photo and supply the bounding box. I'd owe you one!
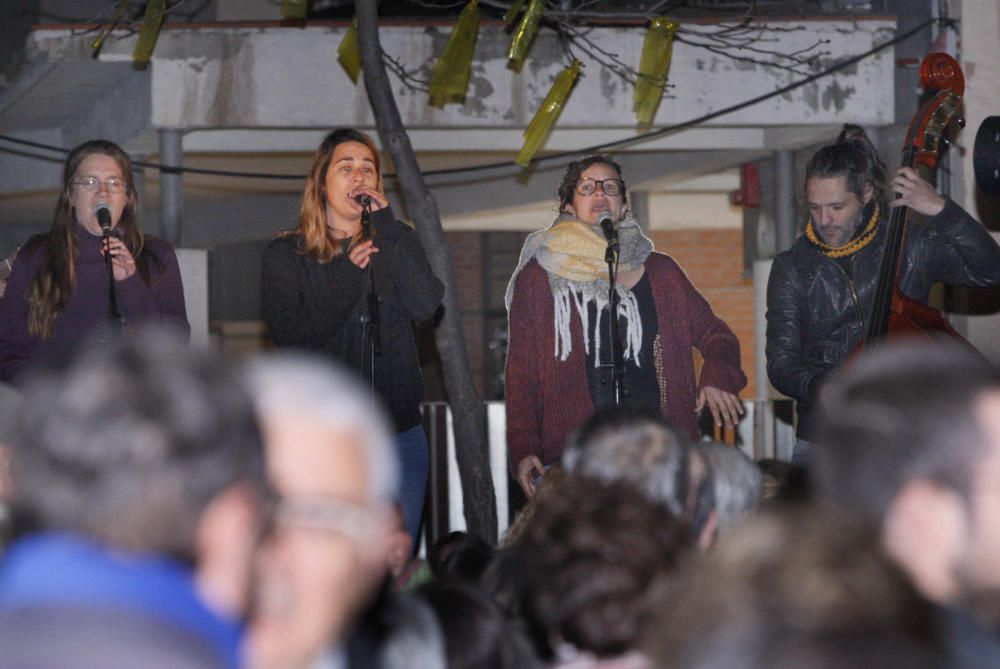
[556,154,629,212]
[516,475,690,659]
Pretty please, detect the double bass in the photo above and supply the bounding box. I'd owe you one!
[865,52,970,346]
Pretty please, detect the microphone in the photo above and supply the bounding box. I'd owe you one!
[597,212,617,244]
[356,194,371,208]
[94,202,113,235]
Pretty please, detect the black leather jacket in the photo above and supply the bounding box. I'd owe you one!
[766,199,1000,438]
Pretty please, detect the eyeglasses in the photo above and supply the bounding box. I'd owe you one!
[576,178,623,197]
[268,493,380,540]
[72,176,126,195]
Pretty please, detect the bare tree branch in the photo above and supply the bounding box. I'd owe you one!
[354,0,499,543]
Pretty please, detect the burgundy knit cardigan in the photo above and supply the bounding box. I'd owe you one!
[505,254,746,471]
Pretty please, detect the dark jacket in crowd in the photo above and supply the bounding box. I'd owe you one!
[261,207,443,432]
[766,199,1000,439]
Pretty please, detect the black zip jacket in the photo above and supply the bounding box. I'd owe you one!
[766,199,1000,439]
[261,207,444,432]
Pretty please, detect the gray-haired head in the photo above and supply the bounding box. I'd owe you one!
[244,353,398,504]
[694,441,762,530]
[10,326,265,558]
[562,406,690,517]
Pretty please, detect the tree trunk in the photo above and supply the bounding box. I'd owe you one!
[355,0,498,542]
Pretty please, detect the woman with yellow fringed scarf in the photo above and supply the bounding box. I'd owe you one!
[505,155,747,499]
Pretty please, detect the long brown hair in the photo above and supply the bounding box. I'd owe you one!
[26,139,152,339]
[289,128,382,262]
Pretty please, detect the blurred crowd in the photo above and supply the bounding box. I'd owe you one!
[1,326,999,669]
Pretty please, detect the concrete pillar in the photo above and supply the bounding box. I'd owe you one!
[775,149,796,254]
[158,129,183,247]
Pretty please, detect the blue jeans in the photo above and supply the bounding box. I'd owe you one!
[395,425,429,544]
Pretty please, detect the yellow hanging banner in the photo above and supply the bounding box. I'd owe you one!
[517,59,581,168]
[507,0,544,72]
[132,0,166,70]
[503,0,527,26]
[428,0,480,108]
[338,17,362,84]
[281,0,309,19]
[633,17,679,127]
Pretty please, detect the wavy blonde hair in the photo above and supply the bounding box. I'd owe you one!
[287,128,383,262]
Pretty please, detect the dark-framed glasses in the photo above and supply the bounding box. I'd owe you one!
[73,176,126,195]
[576,178,623,197]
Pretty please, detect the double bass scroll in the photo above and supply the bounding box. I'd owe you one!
[864,52,969,346]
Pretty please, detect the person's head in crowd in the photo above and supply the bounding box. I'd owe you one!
[419,581,541,669]
[644,507,948,669]
[245,354,399,669]
[694,441,762,530]
[27,139,154,340]
[563,405,690,517]
[429,531,495,584]
[3,327,266,666]
[517,475,691,665]
[757,458,810,504]
[563,406,720,549]
[813,340,1000,621]
[371,591,447,669]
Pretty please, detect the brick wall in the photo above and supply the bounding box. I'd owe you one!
[650,228,757,398]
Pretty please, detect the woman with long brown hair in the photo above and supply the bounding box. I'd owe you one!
[0,139,188,382]
[261,128,443,543]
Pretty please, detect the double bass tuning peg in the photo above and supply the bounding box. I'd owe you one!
[957,117,967,129]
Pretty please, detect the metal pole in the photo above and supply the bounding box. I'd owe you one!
[775,149,796,254]
[158,129,183,247]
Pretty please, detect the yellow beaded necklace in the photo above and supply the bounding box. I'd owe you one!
[805,203,880,258]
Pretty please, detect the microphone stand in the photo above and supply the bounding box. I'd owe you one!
[358,199,381,405]
[101,225,124,329]
[601,224,624,405]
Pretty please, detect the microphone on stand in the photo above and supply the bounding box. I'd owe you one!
[597,212,618,250]
[94,202,113,235]
[356,194,373,241]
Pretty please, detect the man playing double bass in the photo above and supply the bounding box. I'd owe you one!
[766,124,1000,463]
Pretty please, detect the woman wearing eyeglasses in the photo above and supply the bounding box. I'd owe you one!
[0,139,188,382]
[505,154,747,498]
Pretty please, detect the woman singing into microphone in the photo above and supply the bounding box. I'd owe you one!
[0,139,188,382]
[261,128,443,542]
[505,154,746,497]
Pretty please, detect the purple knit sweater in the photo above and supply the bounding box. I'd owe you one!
[0,226,188,383]
[505,255,746,470]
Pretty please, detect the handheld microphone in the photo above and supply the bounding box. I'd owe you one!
[356,194,372,208]
[94,202,113,235]
[597,212,617,244]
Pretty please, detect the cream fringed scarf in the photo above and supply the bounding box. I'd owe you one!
[505,212,654,365]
